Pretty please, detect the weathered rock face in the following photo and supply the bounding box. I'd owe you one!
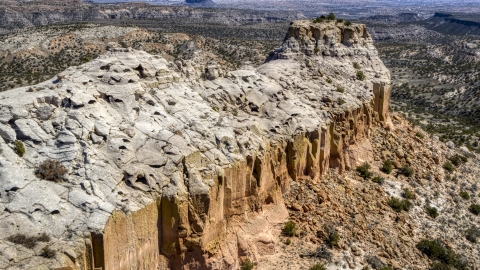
[0,21,390,269]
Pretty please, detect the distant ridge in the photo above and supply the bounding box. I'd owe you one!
[362,13,422,24]
[185,0,214,6]
[428,12,480,35]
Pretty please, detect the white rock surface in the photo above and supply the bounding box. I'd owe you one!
[0,22,389,269]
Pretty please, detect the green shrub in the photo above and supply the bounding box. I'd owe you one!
[337,19,344,23]
[337,98,346,105]
[379,267,394,270]
[465,227,480,243]
[382,159,393,174]
[326,78,332,84]
[41,246,56,258]
[311,263,326,270]
[336,86,345,93]
[353,62,361,69]
[430,262,451,270]
[327,12,335,21]
[356,162,373,179]
[443,162,454,173]
[241,259,254,270]
[345,20,352,26]
[459,191,470,200]
[402,188,416,200]
[416,239,454,264]
[14,140,25,157]
[285,238,291,245]
[283,221,297,236]
[325,227,340,248]
[36,159,68,182]
[387,197,413,212]
[449,154,468,166]
[427,206,439,218]
[399,164,414,177]
[469,204,480,215]
[372,176,385,185]
[416,239,467,269]
[356,70,365,81]
[313,15,326,23]
[415,132,424,138]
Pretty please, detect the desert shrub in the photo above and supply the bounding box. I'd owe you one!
[356,70,365,81]
[416,239,468,269]
[337,98,346,105]
[337,18,344,23]
[443,162,454,173]
[41,246,56,258]
[465,227,480,243]
[416,239,455,264]
[387,197,412,212]
[468,204,480,215]
[345,20,352,26]
[379,267,394,270]
[36,233,50,242]
[336,86,345,93]
[427,206,439,218]
[14,140,25,157]
[449,154,468,166]
[310,263,326,270]
[399,164,414,177]
[356,162,373,179]
[36,159,68,182]
[327,12,335,21]
[402,188,416,200]
[353,62,360,69]
[313,15,326,23]
[326,78,332,84]
[382,159,393,174]
[6,233,50,249]
[324,225,340,248]
[283,221,297,236]
[415,132,424,139]
[285,238,291,245]
[430,263,451,270]
[372,176,385,185]
[459,191,470,200]
[6,234,38,248]
[366,256,384,269]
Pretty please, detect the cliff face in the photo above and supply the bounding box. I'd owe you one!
[0,20,390,269]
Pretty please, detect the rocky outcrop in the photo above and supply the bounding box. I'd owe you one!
[0,20,390,269]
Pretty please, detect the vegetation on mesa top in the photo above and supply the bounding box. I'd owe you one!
[312,13,352,26]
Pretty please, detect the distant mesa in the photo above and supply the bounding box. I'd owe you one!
[364,13,422,24]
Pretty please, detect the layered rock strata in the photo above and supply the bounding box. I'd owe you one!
[0,20,390,269]
[0,1,305,33]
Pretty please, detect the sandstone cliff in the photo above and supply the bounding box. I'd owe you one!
[0,20,391,269]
